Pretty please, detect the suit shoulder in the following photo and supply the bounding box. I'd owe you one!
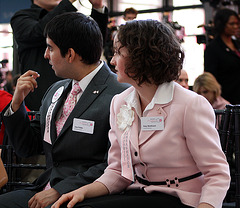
[43,79,70,97]
[104,68,130,92]
[112,86,134,100]
[174,83,210,106]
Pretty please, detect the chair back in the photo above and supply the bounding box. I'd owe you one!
[0,111,46,192]
[233,105,240,208]
[215,104,240,207]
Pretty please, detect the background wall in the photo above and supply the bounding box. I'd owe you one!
[0,0,30,23]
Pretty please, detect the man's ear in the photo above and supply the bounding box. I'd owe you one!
[67,48,76,63]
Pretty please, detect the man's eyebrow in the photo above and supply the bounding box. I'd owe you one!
[46,43,52,48]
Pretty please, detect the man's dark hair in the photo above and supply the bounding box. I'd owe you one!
[117,20,184,86]
[214,8,239,36]
[44,12,103,65]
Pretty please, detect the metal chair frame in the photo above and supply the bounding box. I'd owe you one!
[0,111,46,193]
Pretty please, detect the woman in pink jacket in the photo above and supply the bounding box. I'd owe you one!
[52,20,230,208]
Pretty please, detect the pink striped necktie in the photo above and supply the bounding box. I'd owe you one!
[55,82,81,136]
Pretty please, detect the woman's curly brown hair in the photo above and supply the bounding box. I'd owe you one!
[117,19,184,86]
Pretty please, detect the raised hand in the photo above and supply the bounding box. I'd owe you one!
[11,70,40,112]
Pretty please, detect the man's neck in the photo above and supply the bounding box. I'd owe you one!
[75,61,101,81]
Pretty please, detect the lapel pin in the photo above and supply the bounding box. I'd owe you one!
[93,90,99,94]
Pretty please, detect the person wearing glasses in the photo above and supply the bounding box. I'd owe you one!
[204,8,240,105]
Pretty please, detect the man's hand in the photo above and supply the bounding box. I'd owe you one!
[11,70,40,112]
[89,0,103,9]
[28,188,60,208]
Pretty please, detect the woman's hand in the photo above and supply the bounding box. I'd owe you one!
[198,203,214,208]
[51,182,109,208]
[51,189,85,208]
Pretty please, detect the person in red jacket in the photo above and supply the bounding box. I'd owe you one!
[0,90,13,144]
[0,90,30,144]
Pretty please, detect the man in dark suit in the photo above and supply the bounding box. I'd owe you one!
[0,12,129,208]
[11,0,108,111]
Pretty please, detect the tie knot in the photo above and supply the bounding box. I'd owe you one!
[71,83,81,95]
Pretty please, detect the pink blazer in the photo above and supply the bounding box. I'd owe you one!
[97,82,230,208]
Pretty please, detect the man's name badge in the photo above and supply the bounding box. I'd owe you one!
[73,118,95,134]
[141,116,164,131]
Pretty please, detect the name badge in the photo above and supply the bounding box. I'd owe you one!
[141,116,164,131]
[73,118,95,134]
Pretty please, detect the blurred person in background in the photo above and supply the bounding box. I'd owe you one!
[11,0,108,111]
[123,7,138,21]
[3,71,13,95]
[175,69,189,89]
[193,72,230,110]
[0,90,14,145]
[204,8,240,104]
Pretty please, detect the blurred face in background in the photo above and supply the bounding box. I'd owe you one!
[124,13,137,21]
[224,15,239,36]
[34,0,62,11]
[198,87,215,105]
[176,70,189,89]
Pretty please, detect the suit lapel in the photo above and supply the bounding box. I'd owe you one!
[50,81,72,142]
[57,65,110,138]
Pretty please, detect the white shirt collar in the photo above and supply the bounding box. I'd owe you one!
[125,81,174,117]
[72,61,103,92]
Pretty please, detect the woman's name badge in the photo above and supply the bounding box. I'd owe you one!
[141,116,164,131]
[73,118,95,134]
[52,86,64,103]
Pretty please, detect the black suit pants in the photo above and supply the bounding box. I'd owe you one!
[61,190,194,208]
[0,189,37,208]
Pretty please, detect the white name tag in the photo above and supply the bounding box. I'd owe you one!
[72,118,95,134]
[141,116,164,131]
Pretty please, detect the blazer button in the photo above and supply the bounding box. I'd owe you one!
[134,152,138,157]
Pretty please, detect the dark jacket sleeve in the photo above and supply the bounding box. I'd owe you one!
[10,0,77,46]
[1,102,42,158]
[90,7,109,45]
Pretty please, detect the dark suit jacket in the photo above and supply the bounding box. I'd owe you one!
[2,63,129,195]
[11,0,108,111]
[204,36,240,104]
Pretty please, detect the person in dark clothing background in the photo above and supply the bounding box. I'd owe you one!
[11,0,108,111]
[204,8,240,104]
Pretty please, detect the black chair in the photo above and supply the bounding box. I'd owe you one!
[215,104,240,208]
[233,105,240,208]
[0,111,46,193]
